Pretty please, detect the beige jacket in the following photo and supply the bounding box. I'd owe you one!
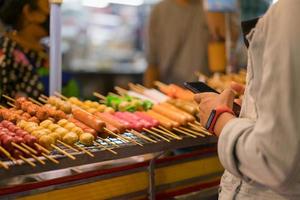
[218,1,300,199]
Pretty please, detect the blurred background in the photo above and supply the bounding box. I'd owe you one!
[0,0,278,99]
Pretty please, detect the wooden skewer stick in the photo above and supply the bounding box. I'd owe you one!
[0,145,18,164]
[101,138,120,148]
[34,143,51,154]
[179,127,205,137]
[194,121,202,126]
[136,84,148,90]
[152,127,182,140]
[108,92,121,97]
[12,142,45,165]
[51,144,76,160]
[38,97,47,104]
[57,140,79,153]
[75,145,94,157]
[114,86,128,96]
[40,94,49,99]
[128,129,157,143]
[7,102,15,108]
[123,135,143,147]
[22,143,58,164]
[41,153,59,164]
[93,142,117,155]
[21,143,38,155]
[2,94,15,102]
[158,126,187,138]
[143,128,170,142]
[173,127,198,138]
[0,161,9,170]
[93,92,106,100]
[154,81,168,88]
[54,92,68,101]
[104,128,130,143]
[188,123,212,135]
[189,122,207,131]
[28,97,43,106]
[19,155,36,167]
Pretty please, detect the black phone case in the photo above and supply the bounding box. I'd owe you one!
[184,82,241,116]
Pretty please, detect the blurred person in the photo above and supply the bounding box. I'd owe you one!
[195,0,300,199]
[144,0,210,86]
[0,0,49,102]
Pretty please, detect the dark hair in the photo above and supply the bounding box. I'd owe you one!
[0,0,38,30]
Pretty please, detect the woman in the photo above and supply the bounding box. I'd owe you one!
[195,0,300,199]
[0,0,49,103]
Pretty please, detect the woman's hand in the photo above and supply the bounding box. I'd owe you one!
[231,81,245,106]
[194,89,236,136]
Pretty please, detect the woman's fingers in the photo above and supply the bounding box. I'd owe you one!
[230,81,245,95]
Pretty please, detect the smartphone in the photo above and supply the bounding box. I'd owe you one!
[184,81,241,116]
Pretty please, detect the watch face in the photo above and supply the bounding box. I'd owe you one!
[205,110,216,130]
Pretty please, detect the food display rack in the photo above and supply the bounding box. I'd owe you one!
[0,133,216,180]
[0,1,223,199]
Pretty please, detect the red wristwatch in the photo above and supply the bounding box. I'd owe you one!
[205,106,235,135]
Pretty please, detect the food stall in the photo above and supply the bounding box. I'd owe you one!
[0,0,244,199]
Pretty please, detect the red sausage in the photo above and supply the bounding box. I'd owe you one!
[114,112,143,132]
[122,112,152,129]
[135,112,160,127]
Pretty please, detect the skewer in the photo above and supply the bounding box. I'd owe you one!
[99,137,119,148]
[154,81,168,88]
[93,141,117,155]
[151,127,182,140]
[41,153,59,164]
[75,145,94,157]
[54,92,68,101]
[21,143,38,155]
[34,143,51,154]
[2,95,15,102]
[136,84,148,90]
[51,144,76,160]
[12,142,45,165]
[57,140,79,153]
[28,97,43,106]
[0,145,17,163]
[194,121,202,126]
[178,127,205,137]
[143,128,170,142]
[123,134,143,147]
[104,128,130,143]
[188,123,212,136]
[19,155,36,167]
[114,86,128,96]
[40,94,48,99]
[128,129,157,143]
[21,143,58,164]
[7,102,15,108]
[38,97,47,104]
[93,92,106,100]
[0,161,9,170]
[173,127,198,138]
[108,92,121,97]
[158,126,187,138]
[188,122,207,131]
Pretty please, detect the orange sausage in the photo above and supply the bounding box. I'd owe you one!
[68,117,97,138]
[151,104,188,125]
[94,112,126,133]
[160,102,195,122]
[72,108,105,132]
[146,110,174,130]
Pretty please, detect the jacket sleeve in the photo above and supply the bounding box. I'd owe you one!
[218,0,300,192]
